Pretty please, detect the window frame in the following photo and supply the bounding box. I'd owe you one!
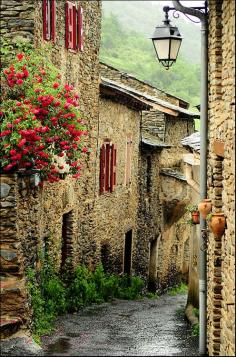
[100,141,117,194]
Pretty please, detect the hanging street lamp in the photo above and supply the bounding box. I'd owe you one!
[151,6,182,70]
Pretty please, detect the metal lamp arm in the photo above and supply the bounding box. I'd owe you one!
[172,0,206,23]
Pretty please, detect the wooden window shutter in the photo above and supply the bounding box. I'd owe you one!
[43,0,56,41]
[77,5,84,51]
[105,142,110,192]
[51,0,56,42]
[100,144,105,194]
[43,0,49,40]
[110,144,117,192]
[65,1,74,49]
[72,5,77,50]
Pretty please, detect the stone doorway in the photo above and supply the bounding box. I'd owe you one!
[148,238,158,292]
[61,211,73,269]
[124,230,132,275]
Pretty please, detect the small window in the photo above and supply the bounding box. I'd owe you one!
[43,0,56,42]
[65,1,84,51]
[100,141,117,194]
[124,135,132,185]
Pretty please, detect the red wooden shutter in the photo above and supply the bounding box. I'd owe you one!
[105,142,110,192]
[100,144,105,194]
[43,0,49,40]
[72,5,77,50]
[51,0,56,42]
[77,5,84,51]
[65,1,74,49]
[110,144,117,192]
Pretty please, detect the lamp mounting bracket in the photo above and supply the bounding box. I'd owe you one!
[164,1,208,24]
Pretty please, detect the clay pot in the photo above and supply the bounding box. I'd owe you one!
[198,199,212,219]
[210,213,226,238]
[191,211,200,224]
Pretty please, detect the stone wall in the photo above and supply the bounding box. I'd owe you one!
[0,175,30,338]
[207,0,235,356]
[0,0,102,338]
[141,111,165,141]
[78,98,141,274]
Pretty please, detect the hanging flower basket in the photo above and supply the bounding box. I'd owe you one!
[0,48,88,184]
[198,199,212,219]
[209,213,226,238]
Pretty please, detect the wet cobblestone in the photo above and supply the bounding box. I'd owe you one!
[42,293,199,356]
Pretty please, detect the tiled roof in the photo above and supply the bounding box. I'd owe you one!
[141,137,172,148]
[100,61,190,106]
[101,77,200,119]
[160,168,186,181]
[181,131,200,152]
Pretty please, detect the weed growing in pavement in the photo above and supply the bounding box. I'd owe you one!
[145,292,160,299]
[167,282,188,296]
[192,322,200,336]
[26,261,144,343]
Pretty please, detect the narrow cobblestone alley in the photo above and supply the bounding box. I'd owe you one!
[41,293,199,356]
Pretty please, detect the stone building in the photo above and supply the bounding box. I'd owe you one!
[100,64,200,291]
[207,1,235,355]
[0,0,102,338]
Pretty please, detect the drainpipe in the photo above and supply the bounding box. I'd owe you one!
[172,2,208,355]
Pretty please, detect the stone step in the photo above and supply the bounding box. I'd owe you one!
[0,316,22,339]
[0,277,28,315]
[0,244,23,274]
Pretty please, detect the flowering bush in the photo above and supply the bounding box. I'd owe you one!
[0,49,88,183]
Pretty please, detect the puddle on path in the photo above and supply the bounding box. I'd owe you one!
[46,337,71,355]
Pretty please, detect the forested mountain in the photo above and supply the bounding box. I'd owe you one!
[100,1,201,108]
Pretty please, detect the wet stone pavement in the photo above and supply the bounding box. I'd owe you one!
[42,293,199,356]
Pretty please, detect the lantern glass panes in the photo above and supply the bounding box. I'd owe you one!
[151,14,182,69]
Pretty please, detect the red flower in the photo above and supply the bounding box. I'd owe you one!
[16,79,24,85]
[16,53,24,61]
[72,173,80,178]
[82,147,88,153]
[23,69,29,77]
[53,82,59,89]
[17,138,27,148]
[10,149,17,155]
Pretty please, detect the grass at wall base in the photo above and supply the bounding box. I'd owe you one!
[26,261,144,343]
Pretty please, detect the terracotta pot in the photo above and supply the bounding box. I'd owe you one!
[191,211,200,224]
[210,213,226,238]
[198,199,212,219]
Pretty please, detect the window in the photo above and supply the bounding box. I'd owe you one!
[124,135,132,185]
[100,141,117,194]
[65,1,84,51]
[43,0,56,41]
